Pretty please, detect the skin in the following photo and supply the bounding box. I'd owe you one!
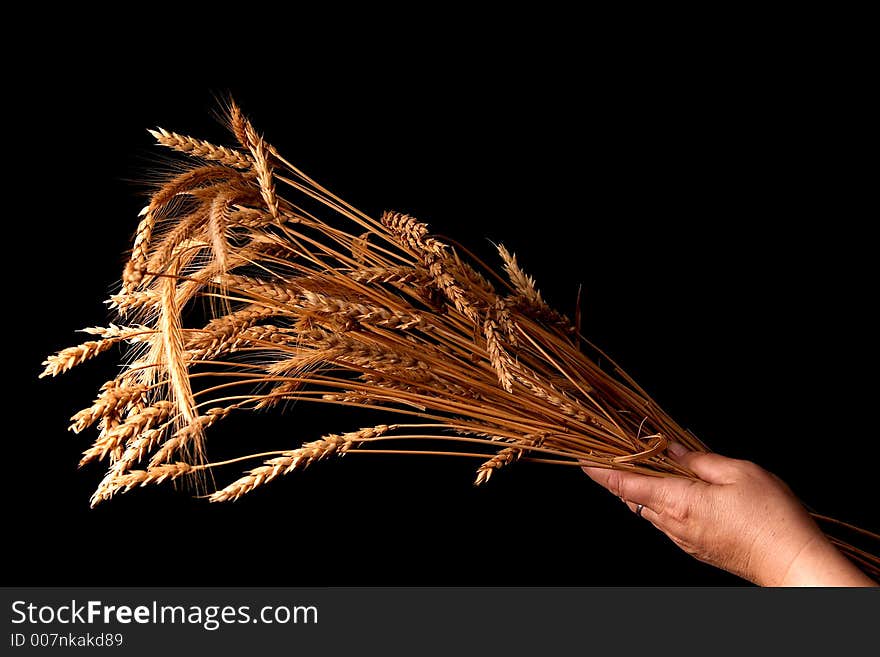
[582,442,876,586]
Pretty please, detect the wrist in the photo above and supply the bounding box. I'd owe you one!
[766,534,874,587]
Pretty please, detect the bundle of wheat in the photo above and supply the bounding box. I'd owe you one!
[41,103,878,576]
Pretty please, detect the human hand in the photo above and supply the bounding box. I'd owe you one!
[582,443,875,586]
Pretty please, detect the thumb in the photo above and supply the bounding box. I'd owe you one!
[667,442,741,485]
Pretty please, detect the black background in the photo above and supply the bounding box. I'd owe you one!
[7,35,876,586]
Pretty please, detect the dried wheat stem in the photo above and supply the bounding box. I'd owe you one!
[90,462,194,507]
[380,211,447,257]
[427,260,481,323]
[474,434,546,485]
[40,326,152,378]
[255,380,303,410]
[483,314,515,393]
[79,401,173,467]
[347,449,581,466]
[149,128,252,169]
[158,258,201,456]
[209,191,234,273]
[347,266,431,286]
[123,166,237,291]
[228,207,275,228]
[507,294,574,334]
[195,324,295,360]
[148,406,233,468]
[186,305,279,358]
[378,212,482,323]
[305,331,433,373]
[107,289,161,314]
[146,210,209,275]
[243,122,280,223]
[69,381,148,434]
[498,244,541,304]
[228,100,250,149]
[300,291,426,329]
[116,426,165,469]
[210,425,394,502]
[220,275,302,306]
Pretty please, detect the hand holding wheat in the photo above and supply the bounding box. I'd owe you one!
[585,443,876,585]
[41,102,879,579]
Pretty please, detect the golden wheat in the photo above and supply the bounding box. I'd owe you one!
[42,103,879,578]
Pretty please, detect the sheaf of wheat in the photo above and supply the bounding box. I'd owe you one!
[41,102,879,577]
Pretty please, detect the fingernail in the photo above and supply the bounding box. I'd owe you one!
[667,441,688,457]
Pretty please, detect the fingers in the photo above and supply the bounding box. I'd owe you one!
[667,442,747,485]
[622,499,661,524]
[583,443,757,533]
[581,464,686,510]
